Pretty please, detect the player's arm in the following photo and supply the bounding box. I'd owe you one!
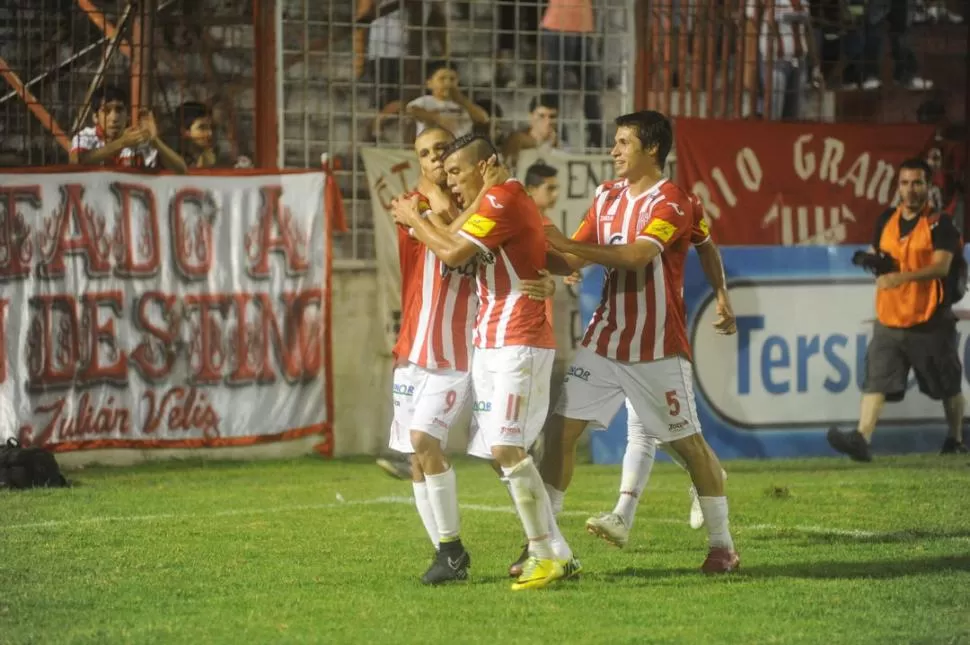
[392,196,479,267]
[695,237,736,334]
[545,247,586,275]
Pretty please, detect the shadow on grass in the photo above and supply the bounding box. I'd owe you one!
[601,554,970,582]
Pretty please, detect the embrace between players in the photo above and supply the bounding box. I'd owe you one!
[388,110,740,591]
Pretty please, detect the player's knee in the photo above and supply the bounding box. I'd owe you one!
[491,445,526,468]
[489,459,504,478]
[667,432,708,463]
[409,430,443,457]
[626,424,656,455]
[559,416,588,445]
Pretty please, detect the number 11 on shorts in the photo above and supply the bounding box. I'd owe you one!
[506,394,522,421]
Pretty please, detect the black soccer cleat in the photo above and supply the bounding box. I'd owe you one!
[421,544,470,585]
[827,427,872,462]
[940,437,969,455]
[508,543,530,578]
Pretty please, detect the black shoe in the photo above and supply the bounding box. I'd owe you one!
[508,543,529,578]
[827,427,872,462]
[421,543,470,585]
[941,437,969,454]
[376,457,412,480]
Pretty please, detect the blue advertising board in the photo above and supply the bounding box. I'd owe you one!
[581,246,969,463]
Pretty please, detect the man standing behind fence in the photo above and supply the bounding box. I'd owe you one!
[828,158,967,461]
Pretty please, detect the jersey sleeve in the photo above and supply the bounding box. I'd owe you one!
[872,209,894,249]
[931,214,962,253]
[688,196,711,246]
[637,199,691,250]
[458,187,519,252]
[570,204,598,244]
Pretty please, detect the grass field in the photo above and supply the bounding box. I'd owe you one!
[2,453,969,644]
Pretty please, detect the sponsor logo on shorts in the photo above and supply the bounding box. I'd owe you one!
[473,400,492,412]
[500,425,522,436]
[392,383,415,396]
[567,365,591,381]
[668,419,690,433]
[432,417,449,429]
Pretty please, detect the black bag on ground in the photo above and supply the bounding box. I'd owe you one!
[0,438,69,490]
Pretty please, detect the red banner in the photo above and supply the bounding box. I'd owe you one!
[675,119,936,245]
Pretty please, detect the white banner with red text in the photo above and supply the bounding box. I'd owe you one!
[0,169,333,457]
[361,146,612,361]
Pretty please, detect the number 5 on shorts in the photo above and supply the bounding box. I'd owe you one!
[665,390,680,417]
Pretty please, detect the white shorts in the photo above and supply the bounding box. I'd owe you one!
[388,363,472,454]
[466,346,555,460]
[554,346,701,444]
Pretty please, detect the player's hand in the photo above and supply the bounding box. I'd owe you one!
[482,154,509,189]
[876,272,906,290]
[713,296,736,335]
[543,224,571,252]
[520,269,555,301]
[563,271,582,286]
[389,194,420,227]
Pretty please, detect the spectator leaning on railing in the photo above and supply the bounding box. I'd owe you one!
[828,158,967,461]
[69,85,186,173]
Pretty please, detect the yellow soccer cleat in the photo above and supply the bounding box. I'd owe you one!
[510,556,565,591]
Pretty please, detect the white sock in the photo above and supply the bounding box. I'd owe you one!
[698,496,734,550]
[545,483,565,517]
[503,457,558,560]
[425,468,461,542]
[612,438,656,527]
[412,481,439,548]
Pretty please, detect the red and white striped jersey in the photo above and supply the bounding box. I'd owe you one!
[457,180,555,349]
[71,126,158,168]
[391,193,477,371]
[573,178,706,362]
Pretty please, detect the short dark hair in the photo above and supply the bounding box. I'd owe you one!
[94,84,129,110]
[529,94,559,113]
[178,101,211,132]
[898,157,933,182]
[425,59,456,82]
[615,110,673,167]
[441,134,497,164]
[524,162,557,188]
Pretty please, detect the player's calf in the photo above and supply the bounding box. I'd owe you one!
[667,434,739,573]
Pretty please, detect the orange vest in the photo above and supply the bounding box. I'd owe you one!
[876,206,944,328]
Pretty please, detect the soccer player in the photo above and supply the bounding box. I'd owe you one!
[388,127,476,585]
[519,162,734,560]
[540,110,740,573]
[584,196,736,548]
[392,134,575,591]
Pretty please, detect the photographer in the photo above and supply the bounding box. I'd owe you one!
[829,158,967,461]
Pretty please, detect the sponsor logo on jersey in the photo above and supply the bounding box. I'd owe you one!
[485,194,504,209]
[473,400,492,412]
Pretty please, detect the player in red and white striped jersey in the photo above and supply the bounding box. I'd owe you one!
[540,111,740,574]
[387,127,477,585]
[393,134,575,591]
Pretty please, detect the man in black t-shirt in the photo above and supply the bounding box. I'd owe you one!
[828,158,967,461]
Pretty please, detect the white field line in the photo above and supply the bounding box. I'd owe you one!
[0,495,943,541]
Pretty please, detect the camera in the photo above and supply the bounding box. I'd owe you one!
[851,250,898,276]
